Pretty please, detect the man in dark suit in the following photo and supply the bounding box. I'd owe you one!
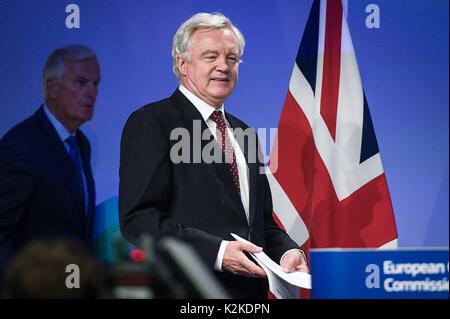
[119,13,308,298]
[0,45,100,279]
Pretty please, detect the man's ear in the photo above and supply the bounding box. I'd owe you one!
[46,78,59,99]
[177,54,187,77]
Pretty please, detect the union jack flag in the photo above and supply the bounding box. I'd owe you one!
[267,0,398,297]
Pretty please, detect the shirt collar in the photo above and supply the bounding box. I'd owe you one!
[43,105,75,142]
[178,85,226,122]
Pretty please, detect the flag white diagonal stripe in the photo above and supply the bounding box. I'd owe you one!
[289,63,315,127]
[266,168,309,247]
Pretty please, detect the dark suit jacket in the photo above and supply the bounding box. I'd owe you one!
[119,89,299,298]
[0,106,96,277]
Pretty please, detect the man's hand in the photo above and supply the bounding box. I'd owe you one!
[280,250,309,273]
[222,241,267,278]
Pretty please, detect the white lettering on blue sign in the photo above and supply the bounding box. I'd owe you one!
[383,260,446,277]
[384,277,449,292]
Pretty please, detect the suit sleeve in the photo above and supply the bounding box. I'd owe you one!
[0,138,35,277]
[118,109,222,267]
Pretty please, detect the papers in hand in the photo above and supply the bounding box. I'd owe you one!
[231,233,311,299]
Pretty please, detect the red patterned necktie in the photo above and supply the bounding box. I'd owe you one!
[210,111,241,195]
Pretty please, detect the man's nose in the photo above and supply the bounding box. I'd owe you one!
[85,82,98,99]
[215,56,230,72]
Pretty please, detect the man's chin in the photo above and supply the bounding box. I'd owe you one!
[209,90,233,104]
[78,111,94,123]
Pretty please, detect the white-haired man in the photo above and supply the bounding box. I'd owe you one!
[119,13,307,298]
[0,45,100,278]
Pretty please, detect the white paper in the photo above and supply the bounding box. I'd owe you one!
[231,233,312,299]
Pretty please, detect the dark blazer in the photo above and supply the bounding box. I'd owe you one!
[0,106,96,277]
[119,89,298,298]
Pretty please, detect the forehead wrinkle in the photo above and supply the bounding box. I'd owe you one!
[191,28,238,47]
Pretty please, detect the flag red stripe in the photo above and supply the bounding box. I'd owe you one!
[320,0,342,141]
[310,170,398,248]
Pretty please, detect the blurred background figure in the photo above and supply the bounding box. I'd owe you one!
[0,44,101,279]
[0,238,105,298]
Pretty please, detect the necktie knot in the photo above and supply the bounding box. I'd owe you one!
[210,111,226,127]
[67,135,79,151]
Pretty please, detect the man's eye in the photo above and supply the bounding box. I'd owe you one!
[228,57,238,63]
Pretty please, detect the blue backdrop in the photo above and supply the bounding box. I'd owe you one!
[0,0,448,248]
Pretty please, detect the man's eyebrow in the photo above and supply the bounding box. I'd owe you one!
[74,76,101,82]
[201,50,219,56]
[201,49,239,57]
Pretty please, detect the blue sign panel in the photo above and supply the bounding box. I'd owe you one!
[310,248,449,299]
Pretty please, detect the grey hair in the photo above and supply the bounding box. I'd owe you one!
[42,44,97,100]
[172,12,245,80]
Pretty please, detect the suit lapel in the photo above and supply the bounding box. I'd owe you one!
[77,130,96,234]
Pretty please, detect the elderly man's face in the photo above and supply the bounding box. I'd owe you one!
[48,59,100,132]
[178,28,240,108]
